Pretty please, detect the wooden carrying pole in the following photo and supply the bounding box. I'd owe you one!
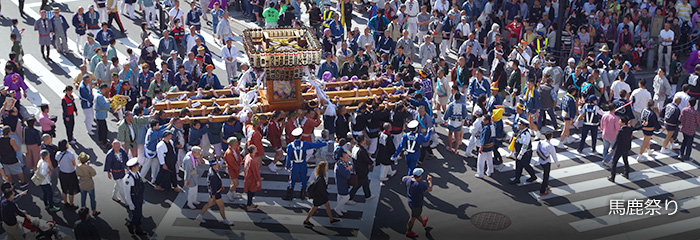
[164,79,386,99]
[156,87,398,111]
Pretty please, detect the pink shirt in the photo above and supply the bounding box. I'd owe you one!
[679,107,700,136]
[38,113,55,132]
[600,112,620,142]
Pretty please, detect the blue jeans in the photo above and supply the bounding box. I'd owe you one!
[40,184,54,207]
[602,139,615,164]
[81,189,96,210]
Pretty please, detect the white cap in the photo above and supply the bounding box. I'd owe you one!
[292,128,303,137]
[407,120,419,129]
[568,58,575,63]
[413,168,424,176]
[126,158,139,167]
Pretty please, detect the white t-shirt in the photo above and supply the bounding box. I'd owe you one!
[169,7,185,23]
[630,88,652,113]
[659,29,674,46]
[610,80,631,100]
[673,91,691,110]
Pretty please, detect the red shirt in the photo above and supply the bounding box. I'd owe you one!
[223,147,242,175]
[679,107,700,136]
[243,154,261,192]
[505,22,522,40]
[62,95,75,116]
[301,116,321,142]
[267,120,283,149]
[246,124,264,157]
[285,118,298,145]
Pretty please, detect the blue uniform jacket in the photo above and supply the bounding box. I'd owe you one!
[206,120,223,144]
[49,15,70,35]
[188,125,209,146]
[145,125,168,152]
[467,77,491,102]
[198,73,223,89]
[285,140,329,170]
[392,131,432,160]
[157,36,177,57]
[71,13,86,35]
[78,82,94,109]
[104,148,129,179]
[316,61,339,79]
[94,92,110,120]
[523,86,542,111]
[334,161,351,195]
[480,123,494,152]
[486,94,503,112]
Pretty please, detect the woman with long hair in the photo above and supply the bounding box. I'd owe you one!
[303,161,341,227]
[56,139,80,207]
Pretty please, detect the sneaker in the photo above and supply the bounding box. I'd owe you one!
[222,219,233,226]
[195,214,205,223]
[330,219,341,224]
[303,221,314,228]
[268,163,278,172]
[660,148,672,154]
[475,174,483,179]
[556,142,567,149]
[365,195,376,200]
[334,209,344,217]
[405,231,419,237]
[636,155,644,162]
[672,143,681,150]
[346,200,357,205]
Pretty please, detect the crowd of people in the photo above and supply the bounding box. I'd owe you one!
[4,0,700,238]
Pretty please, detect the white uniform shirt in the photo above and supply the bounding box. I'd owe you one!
[658,29,674,46]
[673,91,691,110]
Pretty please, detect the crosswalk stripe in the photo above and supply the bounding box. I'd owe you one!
[194,193,367,212]
[47,49,82,79]
[529,161,698,200]
[570,195,700,232]
[595,215,700,240]
[154,223,356,239]
[0,59,50,107]
[548,176,700,216]
[178,208,363,229]
[195,177,364,195]
[23,55,72,98]
[26,0,82,7]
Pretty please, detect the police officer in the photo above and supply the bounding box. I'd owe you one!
[283,128,331,201]
[576,95,604,153]
[124,158,145,235]
[391,120,433,176]
[104,140,128,204]
[509,118,537,184]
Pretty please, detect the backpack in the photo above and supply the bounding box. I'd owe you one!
[306,178,318,199]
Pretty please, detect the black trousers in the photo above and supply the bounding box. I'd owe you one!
[155,163,178,189]
[610,150,630,181]
[349,175,371,200]
[680,133,694,160]
[493,146,502,165]
[128,196,143,226]
[108,12,125,32]
[246,191,256,206]
[514,151,536,180]
[419,144,433,163]
[578,125,598,151]
[64,114,75,141]
[539,163,551,194]
[96,119,108,144]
